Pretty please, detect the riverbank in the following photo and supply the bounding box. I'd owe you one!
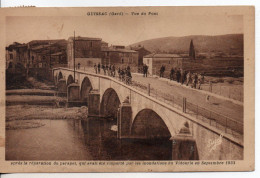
[6,105,88,122]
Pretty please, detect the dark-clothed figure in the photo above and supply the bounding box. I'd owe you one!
[180,69,184,84]
[120,69,125,81]
[160,65,165,78]
[102,64,106,75]
[126,69,132,85]
[176,69,181,83]
[143,64,148,77]
[97,63,101,74]
[183,70,187,84]
[192,73,198,89]
[109,65,112,76]
[198,73,204,89]
[170,67,175,80]
[118,67,121,80]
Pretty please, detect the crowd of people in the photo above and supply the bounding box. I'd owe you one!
[168,67,205,89]
[93,63,132,85]
[93,63,204,89]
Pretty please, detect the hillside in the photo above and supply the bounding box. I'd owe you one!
[129,34,243,55]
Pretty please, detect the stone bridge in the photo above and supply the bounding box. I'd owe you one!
[53,67,243,160]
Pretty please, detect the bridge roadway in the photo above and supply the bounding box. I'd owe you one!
[71,67,243,126]
[53,67,244,160]
[131,74,243,123]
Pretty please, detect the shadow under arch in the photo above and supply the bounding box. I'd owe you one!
[8,62,14,69]
[131,109,171,139]
[67,75,74,86]
[80,77,93,102]
[100,88,121,119]
[58,72,63,81]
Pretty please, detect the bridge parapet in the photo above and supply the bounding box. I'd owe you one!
[53,67,243,160]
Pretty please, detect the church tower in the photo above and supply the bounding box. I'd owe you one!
[189,39,196,60]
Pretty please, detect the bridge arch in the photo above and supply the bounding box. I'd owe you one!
[80,77,93,102]
[100,88,121,118]
[67,75,74,86]
[131,109,171,139]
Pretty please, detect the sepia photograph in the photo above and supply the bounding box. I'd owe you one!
[0,6,255,172]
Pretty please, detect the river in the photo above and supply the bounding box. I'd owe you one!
[6,117,172,160]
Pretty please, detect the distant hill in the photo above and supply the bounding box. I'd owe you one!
[129,34,243,55]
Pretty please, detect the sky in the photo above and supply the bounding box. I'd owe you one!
[6,12,243,46]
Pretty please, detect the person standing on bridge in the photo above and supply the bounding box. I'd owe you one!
[198,73,204,89]
[126,69,132,85]
[102,64,106,75]
[105,65,109,76]
[143,64,147,77]
[180,68,184,84]
[112,64,115,77]
[97,63,101,74]
[192,73,198,88]
[120,68,125,81]
[127,65,130,72]
[118,67,121,80]
[160,65,164,78]
[170,67,175,81]
[108,65,111,76]
[176,68,181,83]
[94,63,97,74]
[186,71,191,86]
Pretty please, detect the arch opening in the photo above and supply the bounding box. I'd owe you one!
[131,109,171,139]
[80,77,93,102]
[67,75,74,86]
[58,72,63,81]
[8,62,14,69]
[100,88,121,119]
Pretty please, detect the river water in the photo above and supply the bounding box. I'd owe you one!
[6,118,172,160]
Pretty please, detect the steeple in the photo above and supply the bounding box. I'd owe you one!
[189,39,196,60]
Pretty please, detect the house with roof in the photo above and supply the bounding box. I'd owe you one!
[130,45,151,66]
[28,39,67,69]
[143,53,185,76]
[101,45,138,69]
[67,36,102,69]
[6,42,28,70]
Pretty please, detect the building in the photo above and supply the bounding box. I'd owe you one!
[67,36,102,69]
[6,42,28,70]
[101,46,138,69]
[101,41,109,48]
[28,39,67,69]
[143,39,244,77]
[6,39,67,81]
[143,54,184,76]
[130,45,151,66]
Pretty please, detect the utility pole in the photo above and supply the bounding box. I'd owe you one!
[73,31,76,82]
[49,45,51,68]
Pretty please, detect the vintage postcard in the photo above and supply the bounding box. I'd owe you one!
[0,6,255,172]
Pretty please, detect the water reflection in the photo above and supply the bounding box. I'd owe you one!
[6,118,172,160]
[77,117,172,160]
